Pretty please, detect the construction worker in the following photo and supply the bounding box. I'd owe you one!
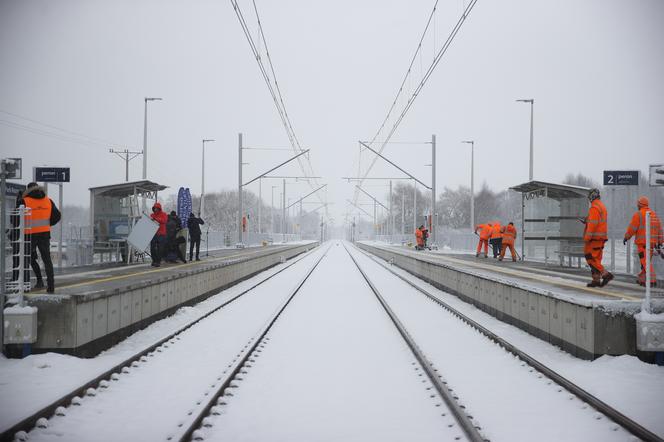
[623,196,663,287]
[14,182,61,293]
[474,223,492,258]
[415,225,424,250]
[489,221,502,259]
[499,222,518,262]
[583,188,613,287]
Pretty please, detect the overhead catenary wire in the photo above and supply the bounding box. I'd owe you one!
[230,0,324,208]
[353,0,479,203]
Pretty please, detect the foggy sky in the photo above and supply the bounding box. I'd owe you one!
[1,0,663,227]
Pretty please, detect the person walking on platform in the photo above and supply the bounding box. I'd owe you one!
[12,182,61,293]
[474,222,492,258]
[187,212,205,261]
[489,221,503,259]
[499,222,518,262]
[623,196,663,287]
[150,202,168,267]
[582,188,613,287]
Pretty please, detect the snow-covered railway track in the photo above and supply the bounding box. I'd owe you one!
[4,245,327,442]
[342,243,486,442]
[348,243,662,442]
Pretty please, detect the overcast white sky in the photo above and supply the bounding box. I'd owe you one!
[1,0,663,225]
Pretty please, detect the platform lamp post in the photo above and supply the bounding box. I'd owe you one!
[142,97,162,180]
[462,140,475,231]
[516,98,534,181]
[200,139,215,219]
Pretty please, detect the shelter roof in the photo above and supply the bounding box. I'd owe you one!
[89,180,167,198]
[509,180,589,200]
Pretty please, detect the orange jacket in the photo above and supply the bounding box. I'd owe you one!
[501,224,517,246]
[475,224,492,240]
[24,196,52,234]
[490,222,502,239]
[624,207,663,247]
[584,199,607,242]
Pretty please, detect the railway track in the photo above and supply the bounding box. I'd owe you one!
[347,242,662,442]
[2,245,325,442]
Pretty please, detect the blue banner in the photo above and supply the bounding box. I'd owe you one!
[177,187,193,222]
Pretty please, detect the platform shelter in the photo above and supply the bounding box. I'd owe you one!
[510,180,590,266]
[88,180,167,263]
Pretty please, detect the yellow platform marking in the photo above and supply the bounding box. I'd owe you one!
[399,249,641,302]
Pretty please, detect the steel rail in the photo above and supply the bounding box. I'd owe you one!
[178,244,332,441]
[352,243,663,442]
[342,243,486,442]
[0,245,321,442]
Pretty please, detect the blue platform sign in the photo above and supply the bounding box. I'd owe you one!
[35,167,70,183]
[603,170,639,186]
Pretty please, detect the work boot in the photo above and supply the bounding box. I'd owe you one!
[475,253,480,257]
[600,272,614,287]
[46,286,54,294]
[586,280,601,288]
[498,257,503,262]
[34,280,44,289]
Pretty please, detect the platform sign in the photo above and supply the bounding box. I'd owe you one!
[603,170,639,186]
[34,167,70,183]
[649,164,664,187]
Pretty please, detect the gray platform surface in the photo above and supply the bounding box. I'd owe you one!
[25,244,299,300]
[366,243,664,308]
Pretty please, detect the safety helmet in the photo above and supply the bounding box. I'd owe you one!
[588,188,601,201]
[638,196,649,208]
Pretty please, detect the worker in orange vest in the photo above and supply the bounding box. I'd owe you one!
[489,221,502,259]
[474,223,492,258]
[13,182,61,293]
[499,222,518,262]
[623,196,663,287]
[415,225,424,250]
[583,188,613,287]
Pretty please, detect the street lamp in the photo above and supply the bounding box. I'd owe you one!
[516,98,534,181]
[461,140,474,231]
[200,138,215,219]
[142,97,163,180]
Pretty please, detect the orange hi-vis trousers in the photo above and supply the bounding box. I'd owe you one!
[637,245,656,284]
[584,240,606,277]
[476,239,488,255]
[500,243,517,261]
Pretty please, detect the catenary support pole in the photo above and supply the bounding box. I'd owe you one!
[0,161,7,352]
[413,180,417,235]
[431,134,436,246]
[470,142,475,230]
[238,133,243,245]
[529,100,534,181]
[282,179,286,243]
[258,178,262,234]
[389,180,393,243]
[401,188,405,238]
[644,211,651,313]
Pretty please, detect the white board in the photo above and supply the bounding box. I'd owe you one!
[127,215,159,252]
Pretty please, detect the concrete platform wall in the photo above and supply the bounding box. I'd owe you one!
[30,243,317,357]
[357,243,637,360]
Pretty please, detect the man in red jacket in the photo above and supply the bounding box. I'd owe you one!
[150,202,168,267]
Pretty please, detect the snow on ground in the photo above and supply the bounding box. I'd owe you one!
[351,244,664,438]
[202,241,458,442]
[0,248,318,434]
[22,247,327,442]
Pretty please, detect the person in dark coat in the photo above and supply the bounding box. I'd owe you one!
[165,211,186,263]
[12,182,61,293]
[187,212,205,261]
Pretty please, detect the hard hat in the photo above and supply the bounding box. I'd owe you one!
[588,188,601,201]
[638,196,649,207]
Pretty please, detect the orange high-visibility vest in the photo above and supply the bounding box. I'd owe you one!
[625,207,663,247]
[584,199,607,242]
[23,196,52,234]
[490,223,502,239]
[501,224,517,245]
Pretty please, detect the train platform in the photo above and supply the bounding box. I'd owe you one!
[9,242,318,357]
[358,242,664,360]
